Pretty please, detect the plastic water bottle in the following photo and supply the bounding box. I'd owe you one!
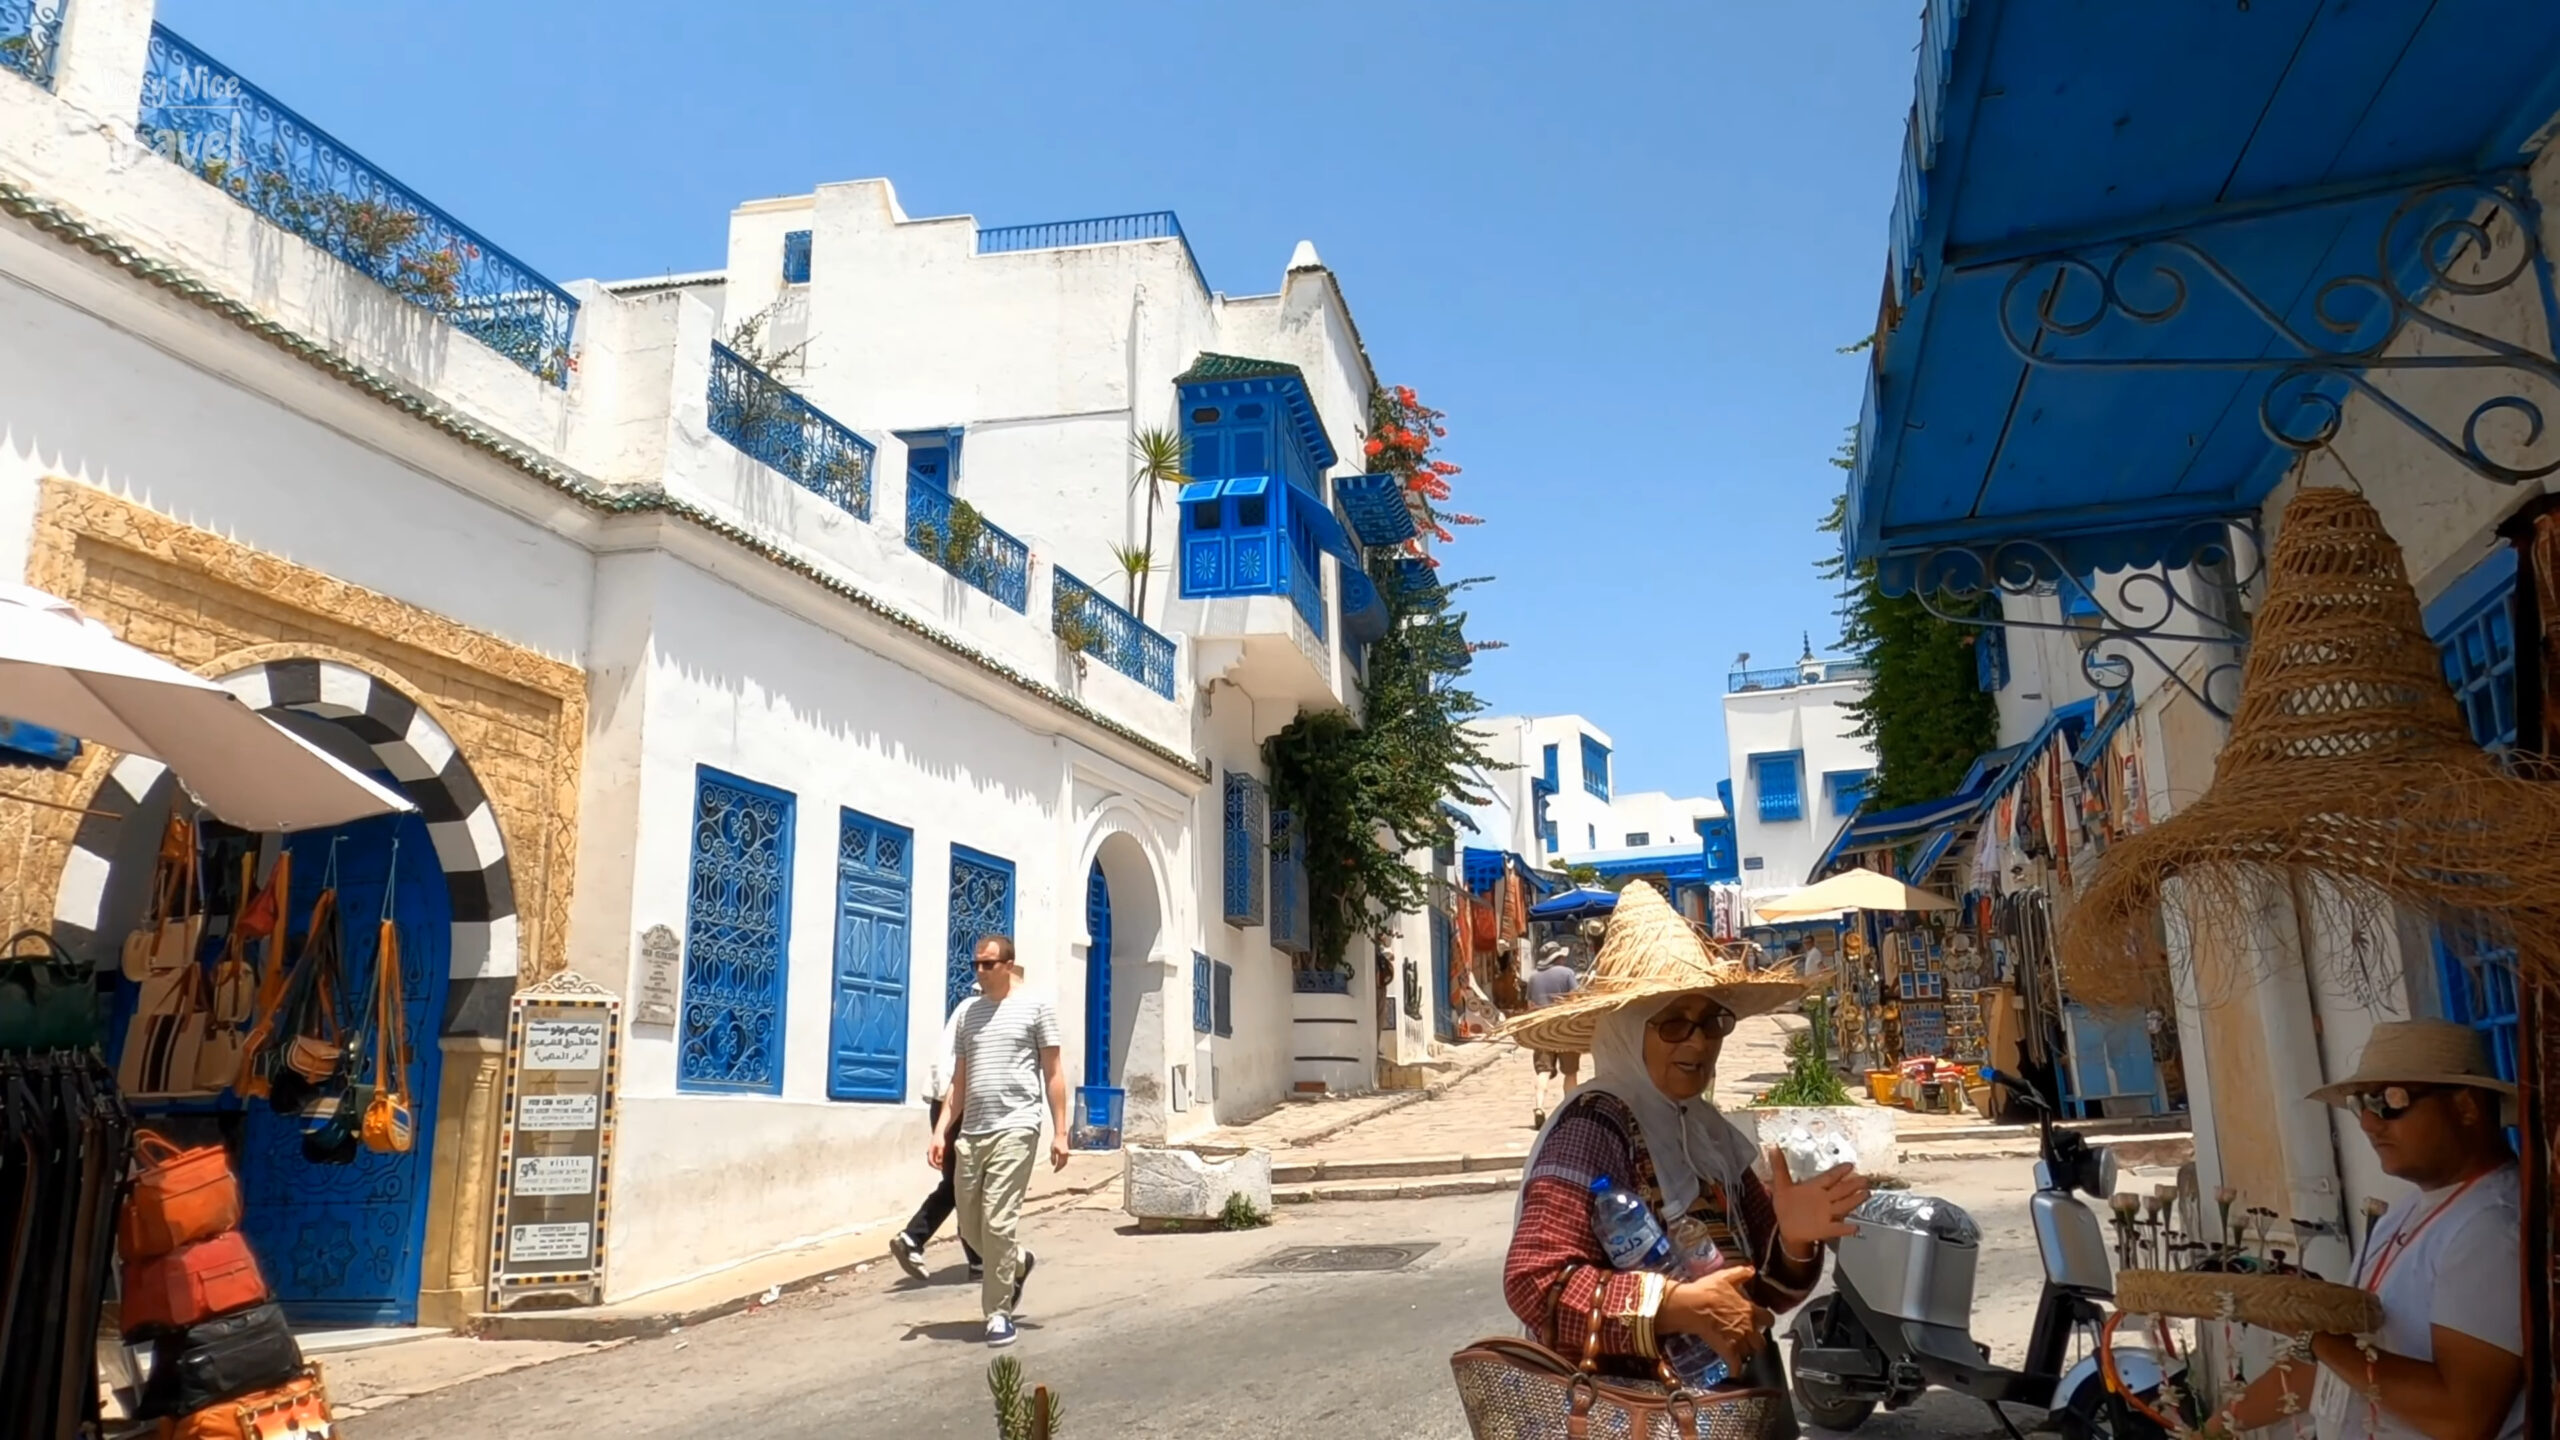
[1587,1177,1731,1390]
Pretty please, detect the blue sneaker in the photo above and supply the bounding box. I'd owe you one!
[985,1313,1018,1348]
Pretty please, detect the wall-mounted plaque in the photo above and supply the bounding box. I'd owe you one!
[487,972,621,1312]
[635,924,680,1027]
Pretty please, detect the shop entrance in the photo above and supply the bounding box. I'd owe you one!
[236,807,449,1326]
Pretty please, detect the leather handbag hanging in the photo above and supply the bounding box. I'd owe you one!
[209,852,257,1025]
[157,1364,333,1440]
[137,1301,307,1421]
[128,814,206,982]
[0,927,102,1052]
[121,1228,270,1337]
[1449,1329,1789,1440]
[120,960,210,1098]
[233,853,293,1099]
[360,917,413,1155]
[118,1129,243,1263]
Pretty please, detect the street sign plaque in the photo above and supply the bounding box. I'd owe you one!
[487,972,622,1312]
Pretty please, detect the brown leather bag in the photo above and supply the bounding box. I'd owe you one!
[1449,1316,1789,1440]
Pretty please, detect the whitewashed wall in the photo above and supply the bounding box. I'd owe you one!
[1721,679,1874,895]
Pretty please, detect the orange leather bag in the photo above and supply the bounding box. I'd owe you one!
[122,1230,269,1337]
[118,1131,242,1264]
[158,1366,332,1440]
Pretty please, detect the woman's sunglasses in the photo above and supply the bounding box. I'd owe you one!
[2348,1084,2437,1120]
[1650,1009,1737,1045]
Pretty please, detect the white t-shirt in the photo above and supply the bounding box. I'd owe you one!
[952,991,1063,1137]
[2311,1163,2524,1440]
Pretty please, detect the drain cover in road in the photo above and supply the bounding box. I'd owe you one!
[1235,1242,1437,1275]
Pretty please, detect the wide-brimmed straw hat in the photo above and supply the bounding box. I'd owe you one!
[1499,882,1801,1054]
[2309,1020,2516,1124]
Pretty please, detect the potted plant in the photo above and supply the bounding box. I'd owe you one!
[1731,994,1898,1178]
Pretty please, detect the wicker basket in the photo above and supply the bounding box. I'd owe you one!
[2114,1268,2381,1335]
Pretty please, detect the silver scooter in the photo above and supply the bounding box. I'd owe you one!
[1785,1069,2181,1439]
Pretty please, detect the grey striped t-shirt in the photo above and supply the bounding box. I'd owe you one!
[952,992,1064,1136]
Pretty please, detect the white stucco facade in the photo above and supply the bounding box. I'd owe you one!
[1719,663,1877,908]
[1465,714,1722,864]
[0,0,1431,1311]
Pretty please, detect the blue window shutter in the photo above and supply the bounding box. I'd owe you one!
[1753,753,1803,823]
[781,230,812,285]
[1212,960,1234,1038]
[1271,811,1311,957]
[1223,772,1267,927]
[947,846,1016,1013]
[1541,744,1559,787]
[1193,952,1214,1034]
[1580,736,1611,799]
[1826,769,1875,818]
[680,766,796,1095]
[829,810,912,1102]
[2424,551,2521,1082]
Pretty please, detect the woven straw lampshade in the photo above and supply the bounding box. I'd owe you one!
[2061,486,2560,995]
[1499,882,1802,1053]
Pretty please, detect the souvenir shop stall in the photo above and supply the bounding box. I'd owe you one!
[1454,848,1556,1030]
[1809,700,2184,1121]
[2,582,418,1438]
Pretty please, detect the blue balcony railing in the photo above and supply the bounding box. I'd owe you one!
[1292,966,1351,995]
[133,26,580,386]
[905,484,1029,612]
[706,343,873,519]
[976,210,1204,285]
[0,0,66,88]
[1054,568,1176,699]
[1727,661,1872,693]
[1288,557,1327,642]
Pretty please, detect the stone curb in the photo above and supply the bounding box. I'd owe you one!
[1272,1173,1522,1205]
[1261,1042,1518,1152]
[1271,1149,1529,1185]
[328,1338,635,1416]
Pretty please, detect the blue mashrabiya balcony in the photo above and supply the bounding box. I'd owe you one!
[1849,0,2560,722]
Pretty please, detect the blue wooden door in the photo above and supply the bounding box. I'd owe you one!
[829,811,912,1102]
[1429,909,1455,1041]
[239,808,450,1326]
[946,847,1015,1013]
[1084,863,1112,1088]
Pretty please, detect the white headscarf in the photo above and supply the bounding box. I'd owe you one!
[1521,995,1763,1218]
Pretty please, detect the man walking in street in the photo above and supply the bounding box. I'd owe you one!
[2219,1020,2523,1439]
[888,995,981,1283]
[1523,941,1581,1129]
[929,935,1068,1348]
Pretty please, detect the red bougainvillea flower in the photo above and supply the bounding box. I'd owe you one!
[1363,437,1384,456]
[1429,522,1454,542]
[1430,460,1460,475]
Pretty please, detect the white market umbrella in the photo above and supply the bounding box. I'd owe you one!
[1752,867,1956,922]
[0,583,414,831]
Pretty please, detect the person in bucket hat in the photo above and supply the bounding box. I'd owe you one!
[2222,1020,2522,1440]
[1497,883,1867,1416]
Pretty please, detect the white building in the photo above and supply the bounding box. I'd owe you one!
[1464,714,1723,862]
[1720,655,1877,912]
[0,0,1439,1322]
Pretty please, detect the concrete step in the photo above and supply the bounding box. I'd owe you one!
[1899,1134,2194,1169]
[1269,1150,1528,1185]
[1272,1172,1522,1205]
[1897,1113,2191,1144]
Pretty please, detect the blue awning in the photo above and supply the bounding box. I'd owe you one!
[1530,888,1617,922]
[1289,484,1361,567]
[1812,702,2100,883]
[1462,846,1506,893]
[1851,1,2560,590]
[1335,472,1418,547]
[1584,851,1705,887]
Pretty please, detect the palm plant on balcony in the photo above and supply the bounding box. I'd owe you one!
[1108,544,1156,612]
[1127,428,1188,615]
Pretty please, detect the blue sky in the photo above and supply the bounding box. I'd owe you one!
[157,0,1919,800]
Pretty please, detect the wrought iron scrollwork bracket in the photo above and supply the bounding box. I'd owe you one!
[1907,521,2262,723]
[1997,175,2560,485]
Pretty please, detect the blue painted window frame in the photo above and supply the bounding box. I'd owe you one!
[1193,952,1214,1034]
[679,766,797,1096]
[1825,768,1876,818]
[781,229,812,285]
[1580,735,1611,799]
[828,808,912,1103]
[1752,751,1804,823]
[946,845,1017,1014]
[1542,744,1559,788]
[2423,548,2521,1083]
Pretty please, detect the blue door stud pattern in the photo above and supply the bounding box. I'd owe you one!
[679,767,795,1095]
[2424,549,2521,1084]
[239,808,450,1326]
[1084,863,1113,1089]
[947,847,1016,1013]
[829,811,913,1103]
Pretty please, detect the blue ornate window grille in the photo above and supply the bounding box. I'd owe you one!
[946,846,1016,1013]
[1975,626,2011,693]
[1825,769,1876,818]
[1292,965,1351,995]
[0,0,67,88]
[1212,959,1234,1039]
[680,767,796,1095]
[707,342,875,519]
[1222,771,1267,928]
[1580,735,1611,799]
[1269,810,1311,958]
[828,810,911,1103]
[1054,568,1177,698]
[133,26,580,386]
[781,229,812,285]
[976,210,1202,282]
[1752,751,1803,823]
[906,482,1030,612]
[1192,952,1214,1034]
[2425,549,2521,1084]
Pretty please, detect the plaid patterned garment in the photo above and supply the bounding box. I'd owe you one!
[1503,1090,1820,1379]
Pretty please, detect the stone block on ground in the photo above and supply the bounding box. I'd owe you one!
[1123,1144,1272,1221]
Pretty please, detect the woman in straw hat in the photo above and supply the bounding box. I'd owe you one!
[1497,883,1870,1407]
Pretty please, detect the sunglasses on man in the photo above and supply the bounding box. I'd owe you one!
[1650,1008,1737,1045]
[2348,1084,2438,1121]
[973,958,1010,971]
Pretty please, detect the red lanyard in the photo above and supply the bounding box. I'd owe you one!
[2357,1171,2487,1295]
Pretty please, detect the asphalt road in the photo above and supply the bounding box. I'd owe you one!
[348,1157,2157,1440]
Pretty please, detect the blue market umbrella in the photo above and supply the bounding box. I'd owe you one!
[1527,887,1617,923]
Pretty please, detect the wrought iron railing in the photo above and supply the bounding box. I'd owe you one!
[905,483,1029,612]
[1288,556,1327,641]
[706,343,873,519]
[1292,966,1351,995]
[1053,568,1176,699]
[975,210,1204,285]
[0,0,65,88]
[133,25,580,386]
[1726,661,1871,693]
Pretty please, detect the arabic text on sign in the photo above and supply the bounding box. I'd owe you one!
[525,1019,605,1071]
[509,1222,593,1264]
[518,1093,600,1132]
[514,1155,597,1197]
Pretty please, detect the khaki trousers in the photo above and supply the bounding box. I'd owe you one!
[955,1128,1038,1318]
